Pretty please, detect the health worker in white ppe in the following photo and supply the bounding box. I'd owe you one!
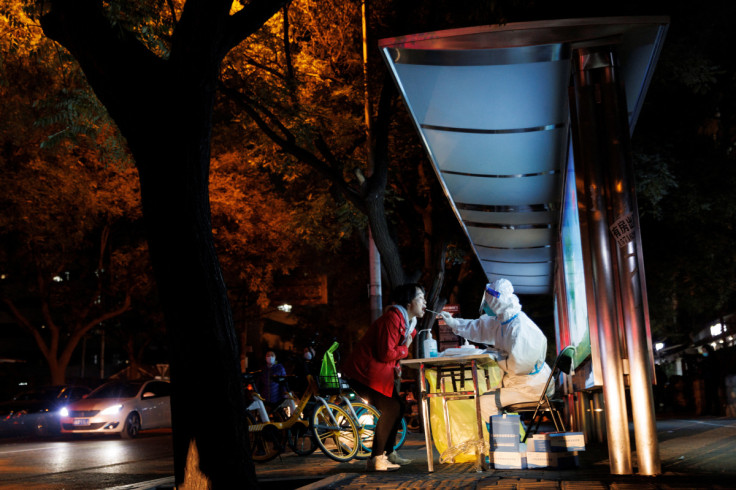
[440,278,553,421]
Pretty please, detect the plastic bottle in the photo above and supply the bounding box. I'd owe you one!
[423,332,438,358]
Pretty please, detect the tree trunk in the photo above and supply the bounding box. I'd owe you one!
[40,3,256,486]
[130,84,255,486]
[365,194,406,289]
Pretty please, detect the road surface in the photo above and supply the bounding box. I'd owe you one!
[0,431,173,489]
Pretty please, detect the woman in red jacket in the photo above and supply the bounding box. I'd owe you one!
[343,283,426,471]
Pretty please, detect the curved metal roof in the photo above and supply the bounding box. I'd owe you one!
[380,17,668,294]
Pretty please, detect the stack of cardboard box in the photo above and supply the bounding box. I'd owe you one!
[488,413,527,469]
[526,432,584,469]
[488,413,585,469]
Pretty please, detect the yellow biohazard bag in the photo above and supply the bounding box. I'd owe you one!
[425,366,503,463]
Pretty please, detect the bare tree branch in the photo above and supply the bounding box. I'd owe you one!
[78,293,132,338]
[222,0,291,56]
[220,84,365,209]
[2,298,50,359]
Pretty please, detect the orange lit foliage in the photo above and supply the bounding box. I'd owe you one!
[220,1,405,286]
[209,151,341,309]
[219,0,465,296]
[0,2,150,385]
[0,1,338,383]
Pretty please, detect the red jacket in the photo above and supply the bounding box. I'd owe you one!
[342,307,417,398]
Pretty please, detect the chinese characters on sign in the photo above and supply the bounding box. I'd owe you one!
[610,213,635,247]
[437,304,461,351]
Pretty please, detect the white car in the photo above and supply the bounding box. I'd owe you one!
[60,379,171,439]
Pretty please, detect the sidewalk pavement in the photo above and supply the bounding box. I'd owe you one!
[249,417,736,490]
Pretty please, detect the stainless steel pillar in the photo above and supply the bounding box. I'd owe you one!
[569,46,633,475]
[591,47,662,476]
[592,390,606,443]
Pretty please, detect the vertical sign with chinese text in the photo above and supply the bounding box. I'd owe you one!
[610,213,635,247]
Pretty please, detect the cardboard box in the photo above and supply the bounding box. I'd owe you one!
[549,432,585,452]
[528,433,552,452]
[489,450,527,469]
[489,414,520,452]
[527,451,579,469]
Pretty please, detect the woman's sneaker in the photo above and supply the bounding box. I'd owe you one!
[387,451,412,465]
[366,452,400,471]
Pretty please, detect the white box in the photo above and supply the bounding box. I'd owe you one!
[489,451,527,469]
[489,413,521,452]
[529,433,552,452]
[527,451,579,469]
[549,432,585,452]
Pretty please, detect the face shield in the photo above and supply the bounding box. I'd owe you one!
[478,284,501,316]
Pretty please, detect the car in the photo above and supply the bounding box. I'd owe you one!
[0,385,91,437]
[60,379,171,439]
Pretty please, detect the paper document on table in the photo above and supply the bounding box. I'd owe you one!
[439,346,485,357]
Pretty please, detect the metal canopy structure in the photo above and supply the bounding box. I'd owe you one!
[379,17,668,295]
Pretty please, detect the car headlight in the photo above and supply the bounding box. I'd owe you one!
[60,407,69,417]
[100,404,123,415]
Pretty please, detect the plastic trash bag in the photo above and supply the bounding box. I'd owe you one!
[425,365,503,463]
[319,341,340,388]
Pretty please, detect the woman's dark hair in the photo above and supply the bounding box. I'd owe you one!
[389,283,425,307]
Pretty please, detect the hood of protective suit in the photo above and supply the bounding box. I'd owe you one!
[480,278,521,321]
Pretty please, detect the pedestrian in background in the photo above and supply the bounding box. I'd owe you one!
[256,351,287,410]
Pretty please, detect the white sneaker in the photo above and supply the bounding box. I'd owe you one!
[387,451,412,465]
[366,452,400,471]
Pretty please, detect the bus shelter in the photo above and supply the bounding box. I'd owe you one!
[379,16,669,475]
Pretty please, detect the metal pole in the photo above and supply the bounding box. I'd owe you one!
[369,229,382,322]
[361,1,382,323]
[81,335,87,379]
[597,48,661,476]
[100,328,105,379]
[570,46,632,475]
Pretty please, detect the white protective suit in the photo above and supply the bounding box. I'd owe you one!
[441,278,553,421]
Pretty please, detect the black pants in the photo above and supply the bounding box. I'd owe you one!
[348,378,405,456]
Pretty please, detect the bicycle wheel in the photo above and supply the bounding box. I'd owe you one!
[245,411,282,463]
[273,409,317,456]
[310,403,359,462]
[394,414,408,451]
[287,422,318,456]
[352,402,408,456]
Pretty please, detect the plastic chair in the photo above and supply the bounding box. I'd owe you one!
[502,345,576,442]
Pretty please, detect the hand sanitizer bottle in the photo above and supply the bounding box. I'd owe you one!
[424,333,438,358]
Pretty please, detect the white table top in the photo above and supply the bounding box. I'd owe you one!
[399,353,498,368]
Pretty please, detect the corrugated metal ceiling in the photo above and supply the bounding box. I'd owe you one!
[380,17,668,294]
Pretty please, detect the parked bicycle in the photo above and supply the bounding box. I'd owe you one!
[242,372,316,461]
[242,372,360,463]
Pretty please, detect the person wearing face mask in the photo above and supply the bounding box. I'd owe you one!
[256,350,287,409]
[292,346,317,397]
[440,278,553,423]
[342,283,427,472]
